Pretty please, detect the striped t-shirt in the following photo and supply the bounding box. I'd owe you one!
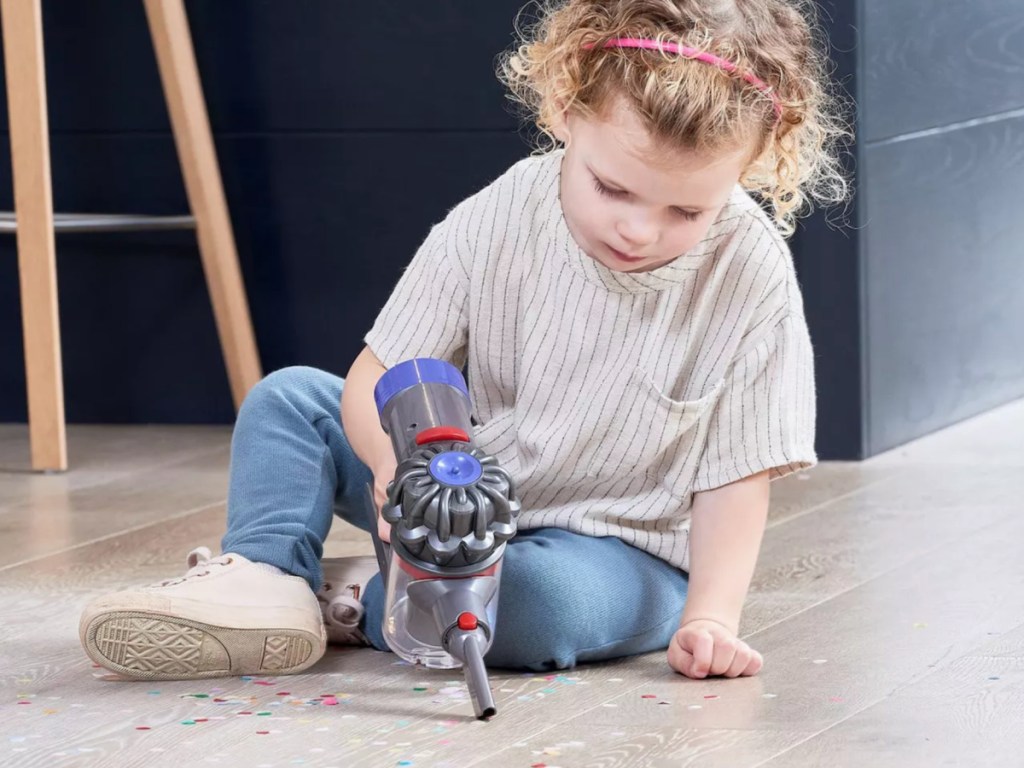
[365,149,816,571]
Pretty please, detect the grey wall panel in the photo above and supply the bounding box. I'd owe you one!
[864,116,1024,455]
[863,0,1024,142]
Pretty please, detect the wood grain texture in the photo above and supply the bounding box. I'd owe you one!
[0,425,231,472]
[0,0,66,471]
[756,626,1024,767]
[745,462,1024,636]
[0,445,230,569]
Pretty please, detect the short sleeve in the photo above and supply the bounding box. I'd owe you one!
[692,312,817,492]
[364,211,470,370]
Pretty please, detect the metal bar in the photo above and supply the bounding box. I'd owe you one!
[0,212,197,234]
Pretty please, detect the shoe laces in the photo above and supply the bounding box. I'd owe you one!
[319,587,365,631]
[152,546,235,587]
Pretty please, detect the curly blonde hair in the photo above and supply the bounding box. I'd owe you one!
[499,0,853,237]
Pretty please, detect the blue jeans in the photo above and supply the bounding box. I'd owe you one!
[221,366,689,671]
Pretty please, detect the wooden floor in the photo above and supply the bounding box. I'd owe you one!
[2,402,1024,768]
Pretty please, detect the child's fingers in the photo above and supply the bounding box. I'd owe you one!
[668,642,695,677]
[742,649,764,676]
[668,629,704,678]
[372,480,391,543]
[688,629,716,678]
[709,636,740,676]
[723,644,753,678]
[666,631,689,674]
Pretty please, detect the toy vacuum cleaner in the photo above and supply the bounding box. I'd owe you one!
[365,358,521,719]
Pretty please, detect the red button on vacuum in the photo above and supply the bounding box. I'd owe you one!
[415,426,471,445]
[457,612,478,631]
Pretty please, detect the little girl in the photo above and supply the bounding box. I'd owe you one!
[80,0,849,681]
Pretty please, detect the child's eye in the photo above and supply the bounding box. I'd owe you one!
[672,208,702,222]
[593,177,627,198]
[593,175,701,222]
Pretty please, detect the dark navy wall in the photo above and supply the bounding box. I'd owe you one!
[790,0,862,461]
[2,1,864,459]
[860,0,1024,454]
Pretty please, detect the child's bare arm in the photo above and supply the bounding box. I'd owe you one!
[668,470,770,678]
[341,346,399,541]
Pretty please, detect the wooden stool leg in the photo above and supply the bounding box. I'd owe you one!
[1,0,67,471]
[143,0,262,411]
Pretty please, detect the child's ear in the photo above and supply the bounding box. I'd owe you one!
[549,100,572,145]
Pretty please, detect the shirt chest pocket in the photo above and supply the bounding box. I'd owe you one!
[583,367,723,483]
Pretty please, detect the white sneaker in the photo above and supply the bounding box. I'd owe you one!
[79,548,326,680]
[316,556,380,646]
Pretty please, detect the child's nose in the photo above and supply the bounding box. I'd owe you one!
[617,215,659,248]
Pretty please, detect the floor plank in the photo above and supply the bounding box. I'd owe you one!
[756,624,1024,767]
[0,447,231,569]
[0,424,232,474]
[744,462,1024,634]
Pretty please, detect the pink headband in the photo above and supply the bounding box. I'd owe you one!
[590,37,783,120]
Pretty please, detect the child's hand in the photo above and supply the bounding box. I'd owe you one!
[668,619,763,679]
[371,451,401,544]
[372,470,393,543]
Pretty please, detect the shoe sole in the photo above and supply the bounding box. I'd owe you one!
[82,610,322,681]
